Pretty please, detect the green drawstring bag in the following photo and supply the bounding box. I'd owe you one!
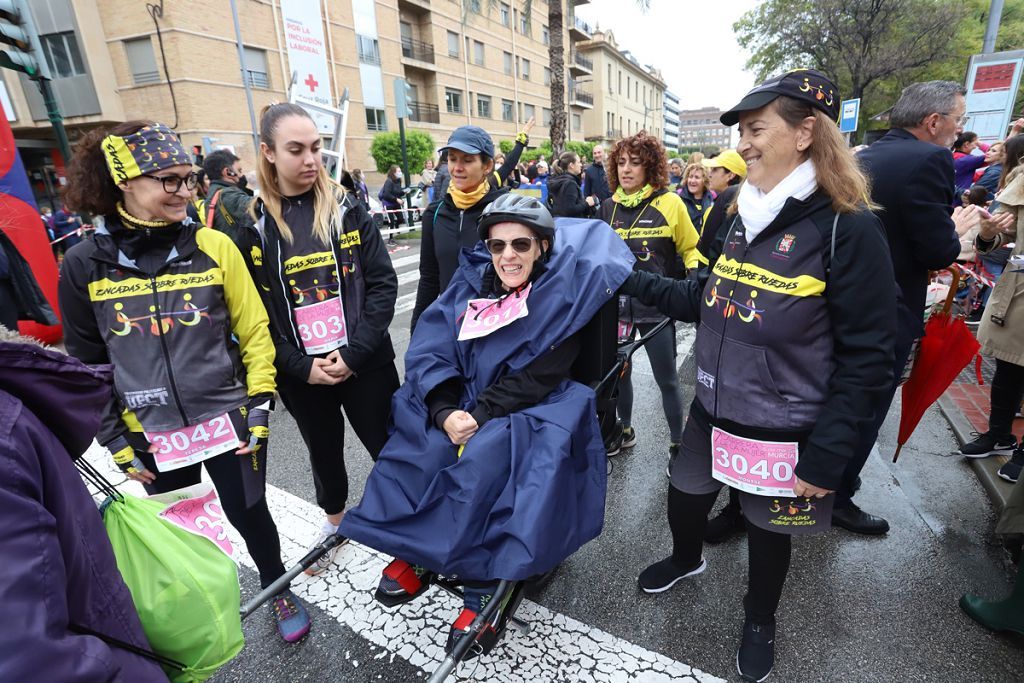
[102,493,245,682]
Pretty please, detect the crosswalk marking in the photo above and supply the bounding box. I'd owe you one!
[81,445,723,683]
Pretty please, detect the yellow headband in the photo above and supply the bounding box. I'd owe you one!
[102,123,190,184]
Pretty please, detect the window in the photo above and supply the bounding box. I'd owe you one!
[627,76,631,100]
[521,58,530,81]
[607,64,613,94]
[365,107,387,131]
[473,40,485,66]
[124,37,159,85]
[618,70,622,94]
[543,66,551,86]
[643,85,646,105]
[445,88,463,114]
[242,47,269,88]
[502,98,514,122]
[500,2,510,26]
[503,51,513,75]
[40,32,86,78]
[572,113,582,132]
[477,94,492,118]
[542,25,549,45]
[356,35,380,65]
[542,107,552,127]
[519,12,529,35]
[447,31,459,58]
[467,0,481,12]
[523,103,535,121]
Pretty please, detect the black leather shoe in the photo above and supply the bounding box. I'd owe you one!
[832,503,889,535]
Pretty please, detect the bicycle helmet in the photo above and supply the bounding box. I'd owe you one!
[477,193,556,246]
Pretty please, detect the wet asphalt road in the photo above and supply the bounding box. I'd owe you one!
[214,240,1023,682]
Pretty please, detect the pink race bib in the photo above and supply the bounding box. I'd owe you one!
[294,297,348,354]
[458,284,532,341]
[144,413,238,472]
[711,426,799,497]
[158,487,235,558]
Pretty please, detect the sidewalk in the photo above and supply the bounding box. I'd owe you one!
[937,351,1019,510]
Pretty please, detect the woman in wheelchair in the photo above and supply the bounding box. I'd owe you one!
[339,194,633,656]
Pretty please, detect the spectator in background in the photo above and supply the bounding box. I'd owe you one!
[0,230,58,331]
[668,158,683,187]
[52,205,83,258]
[352,168,371,210]
[677,162,713,234]
[432,150,450,198]
[976,141,1005,200]
[202,149,253,245]
[954,132,990,199]
[584,144,611,203]
[40,206,54,242]
[547,150,596,218]
[526,159,539,182]
[535,160,550,186]
[419,158,437,205]
[687,151,705,165]
[380,165,405,232]
[508,162,526,189]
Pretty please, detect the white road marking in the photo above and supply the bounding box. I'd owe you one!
[395,291,418,315]
[390,254,420,270]
[82,444,722,683]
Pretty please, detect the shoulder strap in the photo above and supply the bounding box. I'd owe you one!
[826,213,839,280]
[205,189,223,228]
[69,623,186,671]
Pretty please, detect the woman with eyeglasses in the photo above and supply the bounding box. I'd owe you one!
[57,121,313,643]
[598,131,700,462]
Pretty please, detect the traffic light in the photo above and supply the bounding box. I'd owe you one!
[392,77,414,120]
[0,0,48,79]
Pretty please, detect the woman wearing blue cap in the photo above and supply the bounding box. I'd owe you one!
[58,120,312,643]
[411,125,508,330]
[619,70,897,681]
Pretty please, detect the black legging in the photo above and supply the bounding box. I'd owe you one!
[668,485,791,624]
[137,447,287,590]
[988,359,1024,440]
[278,363,399,515]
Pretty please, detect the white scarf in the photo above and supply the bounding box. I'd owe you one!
[738,159,818,242]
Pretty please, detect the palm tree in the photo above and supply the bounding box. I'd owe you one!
[526,0,650,155]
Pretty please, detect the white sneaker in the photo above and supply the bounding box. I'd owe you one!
[304,521,346,576]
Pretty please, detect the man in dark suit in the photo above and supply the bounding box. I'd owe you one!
[583,145,611,203]
[836,81,984,533]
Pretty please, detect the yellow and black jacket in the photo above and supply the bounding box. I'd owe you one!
[58,215,275,445]
[599,187,700,323]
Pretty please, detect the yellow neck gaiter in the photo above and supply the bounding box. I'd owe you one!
[116,202,172,229]
[449,181,489,210]
[613,184,654,208]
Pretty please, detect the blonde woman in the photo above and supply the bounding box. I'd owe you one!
[677,162,713,233]
[241,103,399,575]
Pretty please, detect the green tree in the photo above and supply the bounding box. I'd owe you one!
[368,130,436,175]
[735,0,966,128]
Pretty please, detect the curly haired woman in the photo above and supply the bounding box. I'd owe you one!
[598,131,700,462]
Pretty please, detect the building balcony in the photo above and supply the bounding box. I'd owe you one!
[397,0,431,13]
[570,87,593,108]
[569,17,592,41]
[408,102,440,124]
[568,51,593,76]
[401,38,436,69]
[573,0,591,5]
[605,128,623,139]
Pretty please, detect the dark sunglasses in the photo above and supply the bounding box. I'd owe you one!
[485,236,539,255]
[142,172,199,193]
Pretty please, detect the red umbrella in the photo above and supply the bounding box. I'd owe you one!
[894,267,980,462]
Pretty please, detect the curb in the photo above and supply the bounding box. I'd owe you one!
[937,394,1013,511]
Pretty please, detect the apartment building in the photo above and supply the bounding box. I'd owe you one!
[1,0,597,207]
[575,29,663,146]
[663,88,679,151]
[678,106,731,151]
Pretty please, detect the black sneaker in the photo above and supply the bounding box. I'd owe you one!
[737,619,775,682]
[621,426,638,448]
[607,422,625,457]
[704,502,746,543]
[638,556,706,593]
[958,432,1017,459]
[998,450,1024,483]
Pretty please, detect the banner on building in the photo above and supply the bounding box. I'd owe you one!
[280,0,335,134]
[964,50,1024,143]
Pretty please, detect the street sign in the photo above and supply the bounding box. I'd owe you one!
[964,50,1024,143]
[839,98,860,133]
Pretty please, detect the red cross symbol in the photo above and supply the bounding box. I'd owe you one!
[304,74,319,93]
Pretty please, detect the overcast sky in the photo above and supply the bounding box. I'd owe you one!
[576,0,762,112]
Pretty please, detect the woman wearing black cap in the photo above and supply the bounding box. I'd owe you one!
[340,194,632,658]
[619,69,897,681]
[411,125,507,330]
[57,120,313,643]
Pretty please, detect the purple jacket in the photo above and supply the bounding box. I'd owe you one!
[0,341,168,682]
